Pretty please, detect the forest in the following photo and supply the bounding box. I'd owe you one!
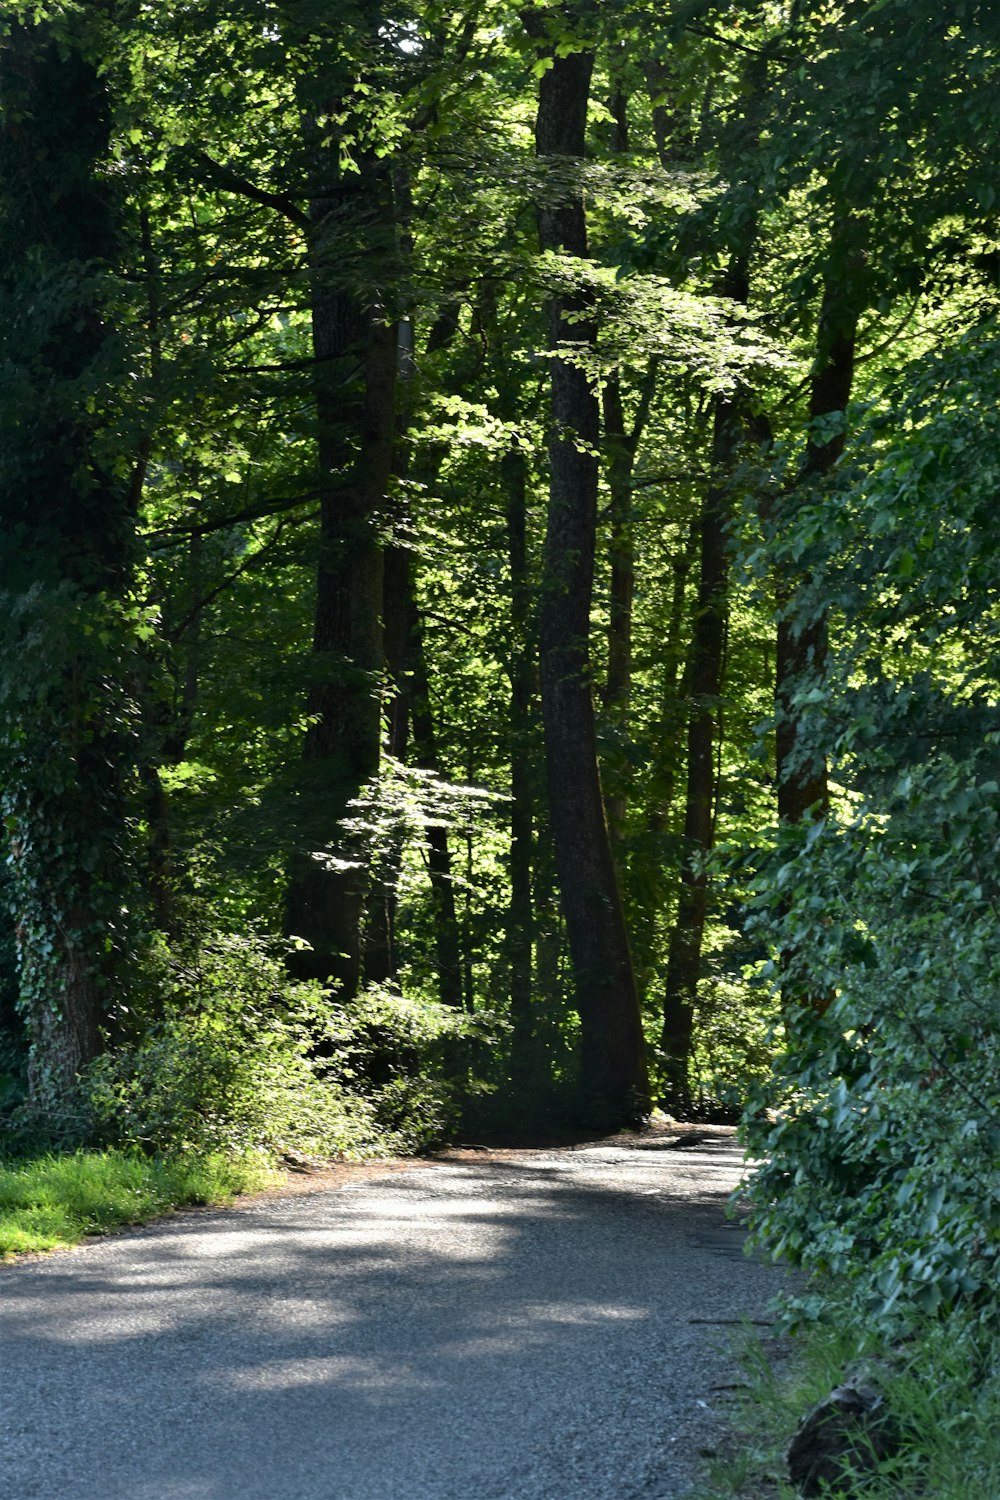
[0,0,998,1488]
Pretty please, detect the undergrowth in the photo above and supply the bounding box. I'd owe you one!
[700,1310,1000,1499]
[0,932,499,1260]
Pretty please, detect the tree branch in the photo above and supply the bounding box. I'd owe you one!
[165,516,313,640]
[193,152,310,230]
[142,490,324,548]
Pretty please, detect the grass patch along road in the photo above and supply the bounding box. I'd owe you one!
[0,1149,279,1258]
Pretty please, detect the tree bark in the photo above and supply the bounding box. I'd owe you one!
[0,21,135,1107]
[531,21,650,1127]
[502,442,537,1068]
[285,159,398,993]
[772,217,863,1013]
[660,52,772,1100]
[775,235,861,829]
[404,577,465,1010]
[362,540,411,987]
[601,364,657,847]
[660,394,742,1112]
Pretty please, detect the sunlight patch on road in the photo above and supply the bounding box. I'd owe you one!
[213,1353,439,1394]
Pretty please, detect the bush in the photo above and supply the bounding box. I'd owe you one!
[736,327,1000,1338]
[71,935,497,1160]
[323,981,501,1151]
[741,767,1000,1332]
[82,935,378,1157]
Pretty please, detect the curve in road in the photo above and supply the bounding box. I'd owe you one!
[1,1130,789,1500]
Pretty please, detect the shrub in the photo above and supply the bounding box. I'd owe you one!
[324,981,502,1150]
[737,326,1000,1338]
[82,934,378,1158]
[71,936,497,1160]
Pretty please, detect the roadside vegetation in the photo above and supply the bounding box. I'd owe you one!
[1,931,495,1258]
[704,1314,1000,1500]
[0,1150,278,1259]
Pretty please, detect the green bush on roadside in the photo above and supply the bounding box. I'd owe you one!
[77,934,491,1160]
[81,934,377,1159]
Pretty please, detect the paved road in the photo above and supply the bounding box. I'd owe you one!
[1,1131,788,1500]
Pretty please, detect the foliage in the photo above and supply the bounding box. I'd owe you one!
[0,1148,278,1259]
[324,979,504,1150]
[77,934,489,1158]
[685,962,779,1124]
[738,327,1000,1335]
[0,932,351,1156]
[0,0,997,1180]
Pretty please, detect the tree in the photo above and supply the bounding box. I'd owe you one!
[0,12,139,1104]
[529,6,650,1127]
[281,9,400,994]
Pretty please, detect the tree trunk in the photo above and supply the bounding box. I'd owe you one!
[660,53,772,1099]
[660,394,742,1112]
[502,443,537,1069]
[531,21,650,1127]
[601,364,657,847]
[405,580,465,1010]
[773,218,863,1013]
[285,159,397,993]
[0,21,135,1107]
[775,238,861,829]
[362,541,411,987]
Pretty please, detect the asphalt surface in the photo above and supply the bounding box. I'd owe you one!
[1,1130,790,1500]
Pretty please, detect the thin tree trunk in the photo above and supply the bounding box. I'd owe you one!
[659,52,770,1104]
[660,394,742,1112]
[775,241,861,829]
[406,584,465,1010]
[502,442,536,1068]
[363,192,417,988]
[601,363,657,846]
[362,540,411,986]
[772,218,863,1013]
[530,19,650,1127]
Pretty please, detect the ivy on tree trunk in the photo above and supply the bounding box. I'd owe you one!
[0,18,137,1109]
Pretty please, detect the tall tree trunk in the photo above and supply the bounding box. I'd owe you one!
[601,364,657,846]
[405,580,465,1010]
[660,52,770,1103]
[0,20,135,1106]
[285,159,397,993]
[362,540,411,987]
[626,525,695,997]
[600,70,633,849]
[363,192,417,988]
[478,266,543,1079]
[530,18,650,1127]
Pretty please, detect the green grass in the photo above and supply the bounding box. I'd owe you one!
[699,1313,1000,1500]
[0,1149,280,1258]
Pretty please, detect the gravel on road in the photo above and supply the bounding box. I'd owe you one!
[1,1128,790,1500]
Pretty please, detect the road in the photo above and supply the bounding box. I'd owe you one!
[1,1129,789,1500]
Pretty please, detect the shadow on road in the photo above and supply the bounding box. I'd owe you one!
[1,1145,782,1500]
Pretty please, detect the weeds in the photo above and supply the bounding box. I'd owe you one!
[700,1311,1000,1499]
